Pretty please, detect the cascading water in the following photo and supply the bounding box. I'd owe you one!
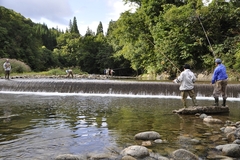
[0,79,239,98]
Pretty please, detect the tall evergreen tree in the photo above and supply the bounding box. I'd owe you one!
[71,17,80,35]
[69,19,72,33]
[96,21,104,35]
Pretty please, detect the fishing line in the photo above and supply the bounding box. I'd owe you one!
[195,11,216,58]
[145,37,181,73]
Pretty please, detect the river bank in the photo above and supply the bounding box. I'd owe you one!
[1,68,240,82]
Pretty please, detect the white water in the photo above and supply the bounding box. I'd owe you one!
[1,91,240,101]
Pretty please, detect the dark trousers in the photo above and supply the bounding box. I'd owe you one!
[180,89,197,107]
[67,71,73,78]
[5,71,10,79]
[213,79,228,99]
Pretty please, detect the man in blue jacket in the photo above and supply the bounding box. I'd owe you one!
[211,58,228,106]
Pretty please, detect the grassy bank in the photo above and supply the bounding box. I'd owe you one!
[0,58,86,77]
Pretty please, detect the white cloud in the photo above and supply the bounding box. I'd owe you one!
[1,0,73,24]
[75,0,137,35]
[107,0,137,21]
[0,0,137,35]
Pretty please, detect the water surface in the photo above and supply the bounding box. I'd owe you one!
[0,93,240,159]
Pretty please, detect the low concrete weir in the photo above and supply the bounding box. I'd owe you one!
[0,79,239,98]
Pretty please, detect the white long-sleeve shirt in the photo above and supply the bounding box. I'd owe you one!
[3,62,11,71]
[174,69,196,91]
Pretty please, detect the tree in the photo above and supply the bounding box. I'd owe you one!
[70,17,80,35]
[96,21,104,35]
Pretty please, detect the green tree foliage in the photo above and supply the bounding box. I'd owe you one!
[0,6,63,71]
[55,32,81,67]
[34,23,58,51]
[152,3,203,74]
[107,10,153,74]
[117,0,240,76]
[0,6,42,71]
[109,0,185,75]
[1,0,240,77]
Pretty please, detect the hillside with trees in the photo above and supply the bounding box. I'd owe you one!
[1,0,240,79]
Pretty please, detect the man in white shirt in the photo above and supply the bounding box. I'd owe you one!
[3,59,11,79]
[173,64,198,108]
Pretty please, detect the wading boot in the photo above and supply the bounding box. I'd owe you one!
[222,99,226,107]
[213,97,219,106]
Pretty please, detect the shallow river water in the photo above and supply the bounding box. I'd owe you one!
[0,92,240,159]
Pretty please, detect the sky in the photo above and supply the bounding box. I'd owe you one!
[0,0,137,35]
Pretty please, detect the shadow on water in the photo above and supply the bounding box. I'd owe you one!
[0,92,240,159]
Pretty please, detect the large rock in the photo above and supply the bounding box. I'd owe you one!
[224,126,236,134]
[216,144,240,157]
[120,145,149,158]
[226,131,237,142]
[203,116,223,124]
[134,131,161,140]
[173,106,229,114]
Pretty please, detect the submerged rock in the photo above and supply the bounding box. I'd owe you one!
[170,149,199,160]
[134,131,161,140]
[55,154,85,160]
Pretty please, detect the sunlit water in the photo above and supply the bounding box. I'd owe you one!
[0,92,240,159]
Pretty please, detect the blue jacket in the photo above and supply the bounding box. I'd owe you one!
[211,64,228,84]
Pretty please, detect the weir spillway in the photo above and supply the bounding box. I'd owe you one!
[0,79,239,98]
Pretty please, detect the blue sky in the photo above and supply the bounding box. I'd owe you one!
[0,0,137,35]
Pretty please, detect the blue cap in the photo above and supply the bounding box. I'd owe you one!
[215,58,221,63]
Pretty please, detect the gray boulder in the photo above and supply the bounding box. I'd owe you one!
[203,116,223,124]
[134,131,161,140]
[216,144,240,157]
[121,145,149,158]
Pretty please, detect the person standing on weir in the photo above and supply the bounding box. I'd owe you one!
[211,58,228,107]
[173,64,198,108]
[3,59,11,80]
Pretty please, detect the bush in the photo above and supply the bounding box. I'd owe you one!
[47,68,65,75]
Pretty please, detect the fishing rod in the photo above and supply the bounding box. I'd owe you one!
[195,11,216,58]
[145,37,182,73]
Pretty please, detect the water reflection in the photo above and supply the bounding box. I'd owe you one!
[0,93,240,159]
